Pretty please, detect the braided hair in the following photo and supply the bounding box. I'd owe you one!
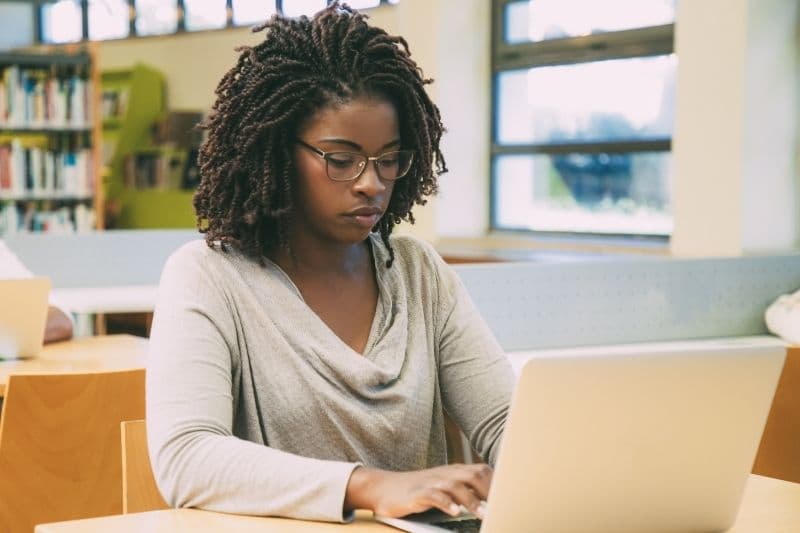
[193,2,447,267]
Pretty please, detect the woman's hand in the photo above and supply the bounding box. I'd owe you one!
[344,464,491,519]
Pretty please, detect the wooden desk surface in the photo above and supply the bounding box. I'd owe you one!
[35,475,800,532]
[0,334,148,396]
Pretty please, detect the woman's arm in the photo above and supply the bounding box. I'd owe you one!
[43,306,73,343]
[434,261,515,466]
[147,245,359,522]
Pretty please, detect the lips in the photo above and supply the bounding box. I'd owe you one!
[346,206,383,228]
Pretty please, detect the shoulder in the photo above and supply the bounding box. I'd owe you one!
[384,234,443,267]
[164,238,248,272]
[165,238,217,265]
[160,238,254,290]
[373,233,458,294]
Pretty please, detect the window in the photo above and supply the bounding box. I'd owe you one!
[134,0,178,36]
[41,0,83,44]
[232,0,277,27]
[184,0,227,32]
[35,0,397,42]
[281,0,328,18]
[492,0,676,238]
[88,0,130,41]
[0,2,37,50]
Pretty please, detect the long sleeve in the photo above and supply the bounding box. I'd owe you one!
[146,245,359,522]
[0,240,71,314]
[433,256,514,466]
[0,240,33,278]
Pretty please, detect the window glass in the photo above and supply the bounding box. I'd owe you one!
[134,0,178,36]
[0,2,36,50]
[184,0,227,31]
[504,0,676,44]
[89,0,130,41]
[41,0,82,44]
[496,55,676,145]
[493,153,672,235]
[281,0,327,18]
[345,0,381,8]
[232,0,276,26]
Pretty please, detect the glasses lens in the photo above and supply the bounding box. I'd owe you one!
[326,152,366,181]
[376,150,414,180]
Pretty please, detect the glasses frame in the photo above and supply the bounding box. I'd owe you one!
[295,139,414,182]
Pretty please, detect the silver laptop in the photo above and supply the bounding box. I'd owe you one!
[377,336,786,533]
[0,277,51,359]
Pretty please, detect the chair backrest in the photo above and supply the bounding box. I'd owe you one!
[0,369,145,533]
[121,419,169,513]
[753,346,800,483]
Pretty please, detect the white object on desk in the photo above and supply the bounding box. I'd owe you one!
[52,286,158,314]
[52,286,158,337]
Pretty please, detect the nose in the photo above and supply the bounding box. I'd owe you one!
[352,160,386,197]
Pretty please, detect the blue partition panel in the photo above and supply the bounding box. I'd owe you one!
[5,230,200,288]
[454,255,800,350]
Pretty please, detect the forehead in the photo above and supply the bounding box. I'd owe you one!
[299,96,400,143]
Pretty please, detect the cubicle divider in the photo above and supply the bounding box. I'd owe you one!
[5,230,200,289]
[6,230,200,335]
[454,254,800,351]
[6,230,800,348]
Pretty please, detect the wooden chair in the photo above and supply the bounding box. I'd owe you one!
[0,369,145,533]
[121,419,169,513]
[753,346,800,483]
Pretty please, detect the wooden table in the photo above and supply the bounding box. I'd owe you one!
[0,334,148,396]
[35,475,800,532]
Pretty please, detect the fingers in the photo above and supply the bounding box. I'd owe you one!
[439,479,483,518]
[416,488,461,517]
[369,464,494,519]
[431,464,493,518]
[442,463,493,499]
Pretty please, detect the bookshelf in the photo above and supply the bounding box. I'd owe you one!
[101,64,196,229]
[0,47,103,236]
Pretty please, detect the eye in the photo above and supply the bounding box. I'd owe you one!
[327,153,357,168]
[378,154,400,166]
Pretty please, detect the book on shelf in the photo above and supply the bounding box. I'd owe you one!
[101,88,129,121]
[0,201,95,235]
[123,150,187,190]
[0,64,92,130]
[0,138,94,199]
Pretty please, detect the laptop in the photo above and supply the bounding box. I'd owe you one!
[376,336,786,532]
[0,277,51,359]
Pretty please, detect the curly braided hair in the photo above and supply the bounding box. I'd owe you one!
[193,2,447,267]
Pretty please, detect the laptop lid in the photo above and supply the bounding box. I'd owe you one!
[375,337,786,533]
[482,336,786,533]
[0,277,51,359]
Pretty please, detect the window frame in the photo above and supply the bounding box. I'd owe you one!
[33,0,396,44]
[490,0,676,241]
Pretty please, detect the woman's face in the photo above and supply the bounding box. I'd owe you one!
[291,96,400,246]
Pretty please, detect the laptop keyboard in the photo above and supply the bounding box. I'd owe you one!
[429,517,482,532]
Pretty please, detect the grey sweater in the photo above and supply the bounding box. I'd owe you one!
[146,234,513,522]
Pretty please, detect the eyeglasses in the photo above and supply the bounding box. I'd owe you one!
[295,139,414,182]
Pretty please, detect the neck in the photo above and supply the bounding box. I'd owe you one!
[268,231,373,277]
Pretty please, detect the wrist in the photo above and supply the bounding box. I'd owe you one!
[344,466,384,511]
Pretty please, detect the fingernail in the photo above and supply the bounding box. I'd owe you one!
[449,503,460,516]
[476,501,487,520]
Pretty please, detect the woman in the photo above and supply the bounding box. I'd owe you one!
[147,3,513,523]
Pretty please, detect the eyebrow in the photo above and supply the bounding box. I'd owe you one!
[318,138,402,151]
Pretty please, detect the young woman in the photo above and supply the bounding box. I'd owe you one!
[147,3,514,523]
